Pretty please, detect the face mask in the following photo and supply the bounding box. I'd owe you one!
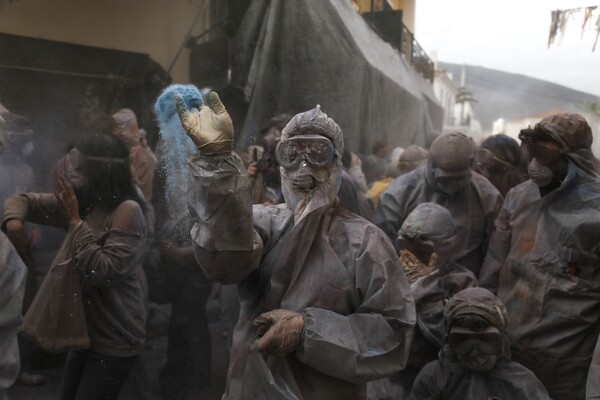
[456,347,498,372]
[528,158,553,187]
[449,327,502,372]
[286,161,329,192]
[435,178,468,196]
[22,141,34,157]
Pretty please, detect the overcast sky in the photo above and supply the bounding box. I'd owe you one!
[415,0,600,97]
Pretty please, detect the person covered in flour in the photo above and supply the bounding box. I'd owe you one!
[172,88,416,400]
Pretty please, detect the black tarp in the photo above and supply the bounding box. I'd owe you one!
[0,33,170,187]
[229,0,443,153]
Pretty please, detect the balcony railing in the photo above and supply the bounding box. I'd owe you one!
[362,8,434,82]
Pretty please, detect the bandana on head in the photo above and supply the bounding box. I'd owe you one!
[519,113,597,177]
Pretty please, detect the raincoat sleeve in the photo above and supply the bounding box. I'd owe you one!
[0,231,27,396]
[374,178,408,240]
[587,333,600,399]
[69,201,145,287]
[2,192,67,230]
[187,152,263,284]
[479,191,514,292]
[297,227,416,383]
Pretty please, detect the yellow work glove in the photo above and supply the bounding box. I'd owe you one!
[175,91,234,156]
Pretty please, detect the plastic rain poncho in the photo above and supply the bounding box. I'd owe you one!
[410,287,551,400]
[374,136,503,276]
[479,114,600,400]
[0,231,26,400]
[186,106,416,400]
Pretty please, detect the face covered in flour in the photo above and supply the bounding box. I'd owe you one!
[428,132,474,196]
[277,135,334,191]
[443,287,511,373]
[276,106,343,221]
[520,137,565,189]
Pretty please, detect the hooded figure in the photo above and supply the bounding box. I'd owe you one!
[480,113,600,400]
[112,109,156,201]
[397,145,429,176]
[410,288,551,400]
[176,90,415,400]
[368,203,477,400]
[474,134,527,197]
[402,203,478,351]
[375,132,503,276]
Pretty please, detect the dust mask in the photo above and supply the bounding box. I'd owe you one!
[528,158,553,187]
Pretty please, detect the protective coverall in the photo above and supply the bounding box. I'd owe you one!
[410,287,551,400]
[375,133,503,276]
[368,203,477,400]
[178,93,416,399]
[480,113,600,400]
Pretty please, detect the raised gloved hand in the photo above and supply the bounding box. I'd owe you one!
[250,309,304,358]
[175,91,234,156]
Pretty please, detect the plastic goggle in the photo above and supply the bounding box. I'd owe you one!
[275,135,334,169]
[447,332,502,355]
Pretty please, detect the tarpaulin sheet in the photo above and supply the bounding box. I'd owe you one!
[231,0,442,153]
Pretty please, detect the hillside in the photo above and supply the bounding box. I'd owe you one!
[439,62,600,131]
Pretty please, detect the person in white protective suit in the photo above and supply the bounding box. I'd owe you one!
[173,89,416,400]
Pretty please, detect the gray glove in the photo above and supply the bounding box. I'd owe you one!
[175,91,234,156]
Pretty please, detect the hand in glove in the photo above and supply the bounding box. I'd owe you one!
[250,309,304,357]
[175,91,234,156]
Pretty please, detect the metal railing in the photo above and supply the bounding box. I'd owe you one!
[362,8,434,82]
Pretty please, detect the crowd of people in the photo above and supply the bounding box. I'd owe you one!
[0,85,599,400]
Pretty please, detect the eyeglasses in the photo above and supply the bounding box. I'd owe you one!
[447,332,502,355]
[276,135,334,169]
